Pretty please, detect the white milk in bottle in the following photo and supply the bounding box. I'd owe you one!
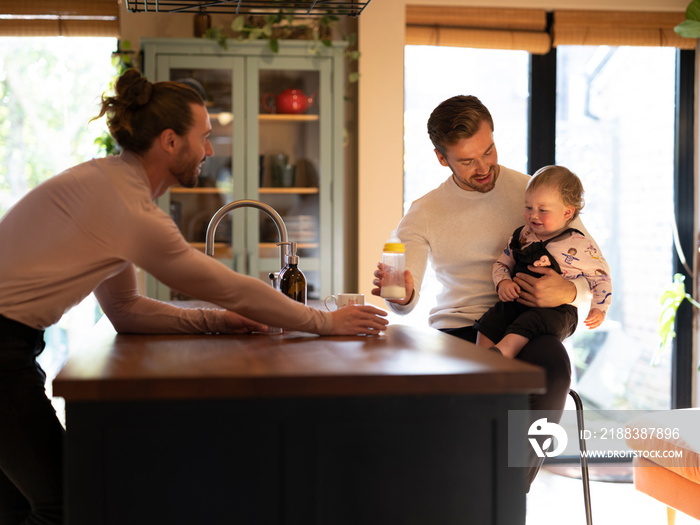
[380,231,406,300]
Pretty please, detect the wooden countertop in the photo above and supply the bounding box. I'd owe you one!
[53,321,545,401]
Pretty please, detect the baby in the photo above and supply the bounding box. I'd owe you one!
[474,165,612,358]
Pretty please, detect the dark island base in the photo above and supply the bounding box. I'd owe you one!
[64,393,529,525]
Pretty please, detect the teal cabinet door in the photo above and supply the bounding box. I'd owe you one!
[142,38,345,301]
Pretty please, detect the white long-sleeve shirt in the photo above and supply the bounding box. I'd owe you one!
[0,152,332,334]
[387,167,591,329]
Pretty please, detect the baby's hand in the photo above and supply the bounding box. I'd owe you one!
[497,280,521,302]
[584,308,606,329]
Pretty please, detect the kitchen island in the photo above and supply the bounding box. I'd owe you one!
[54,321,545,525]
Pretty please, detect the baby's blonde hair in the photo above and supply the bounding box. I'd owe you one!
[527,165,585,221]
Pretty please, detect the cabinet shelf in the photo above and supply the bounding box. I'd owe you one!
[190,242,232,259]
[172,187,318,196]
[260,242,318,249]
[258,187,319,194]
[191,242,318,250]
[171,187,230,194]
[259,114,318,122]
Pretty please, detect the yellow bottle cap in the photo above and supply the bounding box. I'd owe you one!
[384,230,404,252]
[383,242,405,252]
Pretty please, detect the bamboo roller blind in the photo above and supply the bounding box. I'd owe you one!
[553,10,694,50]
[406,6,551,54]
[406,5,696,54]
[0,0,119,36]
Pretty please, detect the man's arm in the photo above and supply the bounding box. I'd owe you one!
[373,203,430,315]
[94,263,267,334]
[513,267,583,308]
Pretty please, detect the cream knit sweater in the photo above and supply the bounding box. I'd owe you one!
[389,166,589,329]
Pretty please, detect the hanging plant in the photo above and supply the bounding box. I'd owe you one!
[230,13,333,53]
[94,40,136,156]
[675,0,700,38]
[202,13,359,85]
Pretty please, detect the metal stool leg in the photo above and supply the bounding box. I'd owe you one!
[569,389,593,525]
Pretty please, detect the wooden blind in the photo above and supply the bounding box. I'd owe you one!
[0,0,119,36]
[406,7,696,53]
[553,10,695,50]
[405,6,551,55]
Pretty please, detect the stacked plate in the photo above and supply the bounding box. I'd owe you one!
[285,215,317,242]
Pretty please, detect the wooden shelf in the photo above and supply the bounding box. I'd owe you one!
[171,187,230,194]
[171,187,317,195]
[259,114,318,122]
[260,242,318,249]
[190,242,232,259]
[192,241,317,250]
[258,187,319,194]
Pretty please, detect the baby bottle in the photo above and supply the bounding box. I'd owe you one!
[380,230,406,300]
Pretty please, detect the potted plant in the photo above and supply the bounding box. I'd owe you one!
[658,273,700,364]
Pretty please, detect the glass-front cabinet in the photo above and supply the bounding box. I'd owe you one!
[141,38,346,301]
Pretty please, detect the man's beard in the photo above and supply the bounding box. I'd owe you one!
[453,165,499,193]
[172,144,203,188]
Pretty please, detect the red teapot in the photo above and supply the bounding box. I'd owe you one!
[262,89,316,114]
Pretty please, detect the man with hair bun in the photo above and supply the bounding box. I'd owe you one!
[0,69,387,524]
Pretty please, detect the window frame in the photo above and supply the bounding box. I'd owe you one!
[673,48,695,409]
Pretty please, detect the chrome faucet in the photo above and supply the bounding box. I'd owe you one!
[205,199,289,271]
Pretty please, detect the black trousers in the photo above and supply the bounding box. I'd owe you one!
[441,325,571,491]
[475,301,578,344]
[0,315,64,525]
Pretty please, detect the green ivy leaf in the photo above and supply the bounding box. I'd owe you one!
[687,0,700,21]
[656,290,681,363]
[249,28,264,40]
[674,1,700,37]
[348,72,360,83]
[675,19,700,37]
[655,273,700,365]
[269,38,279,53]
[307,40,321,55]
[231,16,246,32]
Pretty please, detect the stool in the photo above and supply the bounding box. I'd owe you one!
[569,389,593,525]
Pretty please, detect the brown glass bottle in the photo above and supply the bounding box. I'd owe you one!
[279,241,307,305]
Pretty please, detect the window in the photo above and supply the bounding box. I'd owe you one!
[555,45,678,410]
[0,36,116,405]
